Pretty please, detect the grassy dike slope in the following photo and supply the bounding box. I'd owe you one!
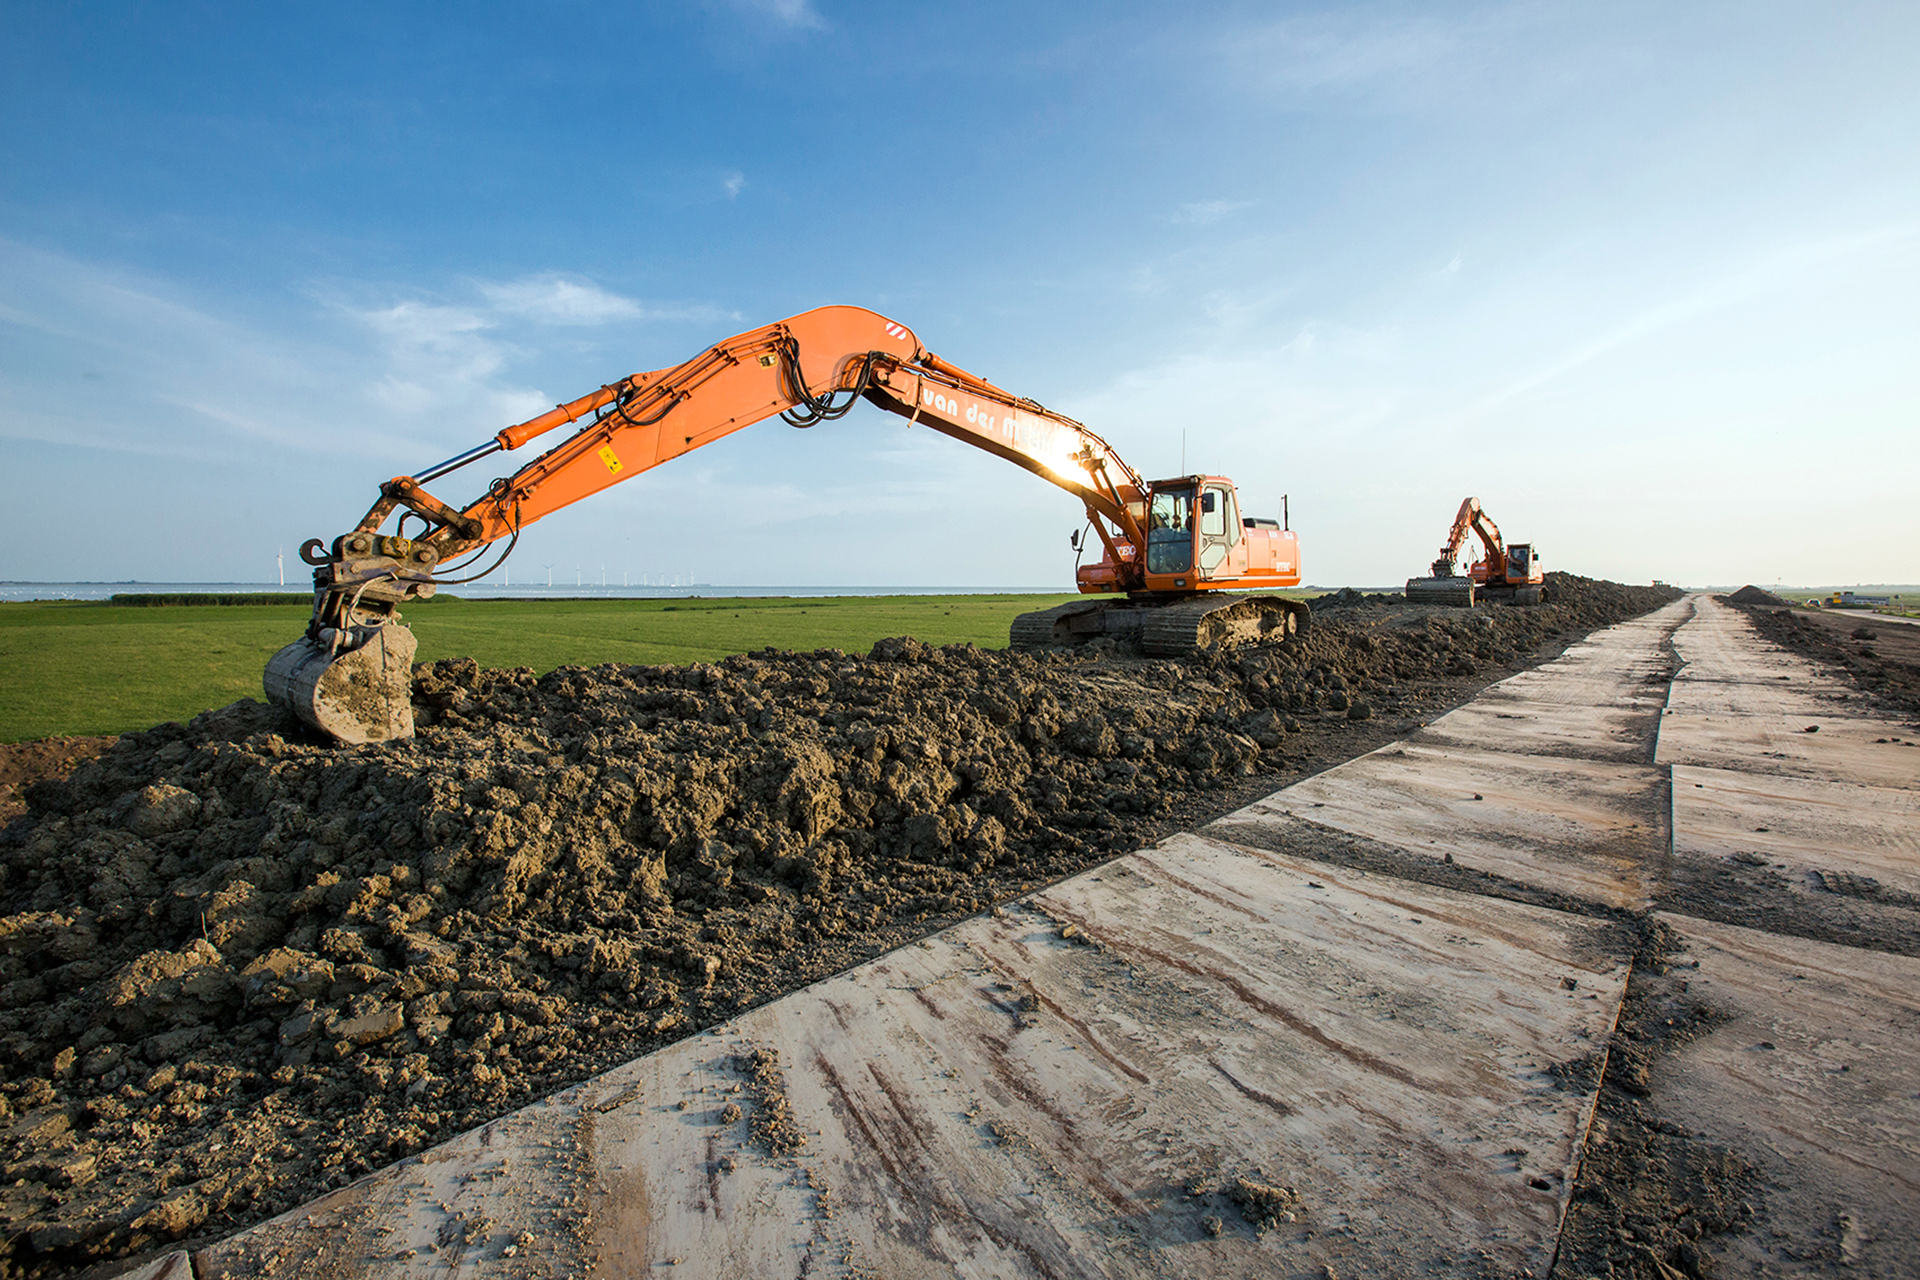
[0,593,1085,741]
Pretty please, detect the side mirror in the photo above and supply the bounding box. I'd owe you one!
[1069,530,1081,551]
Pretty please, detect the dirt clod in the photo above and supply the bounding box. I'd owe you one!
[740,1045,805,1157]
[1227,1171,1300,1231]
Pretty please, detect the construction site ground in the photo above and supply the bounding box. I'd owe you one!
[1,577,1914,1277]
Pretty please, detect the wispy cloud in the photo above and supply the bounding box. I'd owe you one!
[332,275,738,421]
[1215,7,1583,113]
[1171,199,1253,226]
[1069,320,1404,453]
[722,171,747,200]
[0,244,736,468]
[0,240,397,459]
[727,0,825,32]
[358,300,495,356]
[1230,11,1465,99]
[478,274,643,325]
[476,274,736,327]
[341,298,538,423]
[0,244,758,577]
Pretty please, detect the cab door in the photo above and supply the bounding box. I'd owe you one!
[1196,484,1240,580]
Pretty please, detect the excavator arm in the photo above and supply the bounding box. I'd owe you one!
[267,305,1156,743]
[338,306,1149,580]
[1429,497,1510,581]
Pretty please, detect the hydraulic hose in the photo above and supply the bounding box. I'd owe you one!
[778,338,880,427]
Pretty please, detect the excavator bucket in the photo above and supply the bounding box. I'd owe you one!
[1405,576,1476,607]
[263,624,417,745]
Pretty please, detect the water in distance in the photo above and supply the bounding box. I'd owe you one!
[0,582,1064,603]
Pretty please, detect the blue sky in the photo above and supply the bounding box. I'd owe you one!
[2,1,1915,588]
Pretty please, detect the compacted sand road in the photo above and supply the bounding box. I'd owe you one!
[103,592,1917,1279]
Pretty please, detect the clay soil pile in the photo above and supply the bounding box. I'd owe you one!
[1725,584,1790,607]
[1729,598,1920,716]
[0,573,1676,1274]
[0,741,113,830]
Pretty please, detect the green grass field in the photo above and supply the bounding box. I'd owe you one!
[1760,586,1920,618]
[0,593,1091,743]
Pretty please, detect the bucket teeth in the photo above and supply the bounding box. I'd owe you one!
[264,624,417,744]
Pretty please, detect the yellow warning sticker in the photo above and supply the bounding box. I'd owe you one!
[598,445,623,474]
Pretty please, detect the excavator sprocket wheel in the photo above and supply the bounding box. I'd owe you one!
[264,624,418,745]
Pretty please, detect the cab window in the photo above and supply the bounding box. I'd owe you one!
[1146,487,1194,573]
[1200,486,1237,542]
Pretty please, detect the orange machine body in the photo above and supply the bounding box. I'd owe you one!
[1076,475,1300,595]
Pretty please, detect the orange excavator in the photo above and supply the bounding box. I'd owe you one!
[1404,497,1546,608]
[265,305,1307,743]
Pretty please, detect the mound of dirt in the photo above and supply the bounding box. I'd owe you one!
[0,738,114,828]
[1726,585,1790,607]
[1731,599,1920,716]
[0,572,1677,1273]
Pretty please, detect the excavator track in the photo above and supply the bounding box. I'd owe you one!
[1007,599,1117,649]
[1138,593,1309,656]
[1009,594,1309,656]
[1405,576,1477,607]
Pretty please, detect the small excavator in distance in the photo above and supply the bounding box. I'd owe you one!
[1404,497,1546,608]
[266,305,1308,744]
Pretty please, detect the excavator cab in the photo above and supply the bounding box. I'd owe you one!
[1143,479,1249,585]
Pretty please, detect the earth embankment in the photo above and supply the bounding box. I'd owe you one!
[1730,598,1920,715]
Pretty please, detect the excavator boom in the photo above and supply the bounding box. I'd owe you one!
[338,307,1148,568]
[267,306,1302,743]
